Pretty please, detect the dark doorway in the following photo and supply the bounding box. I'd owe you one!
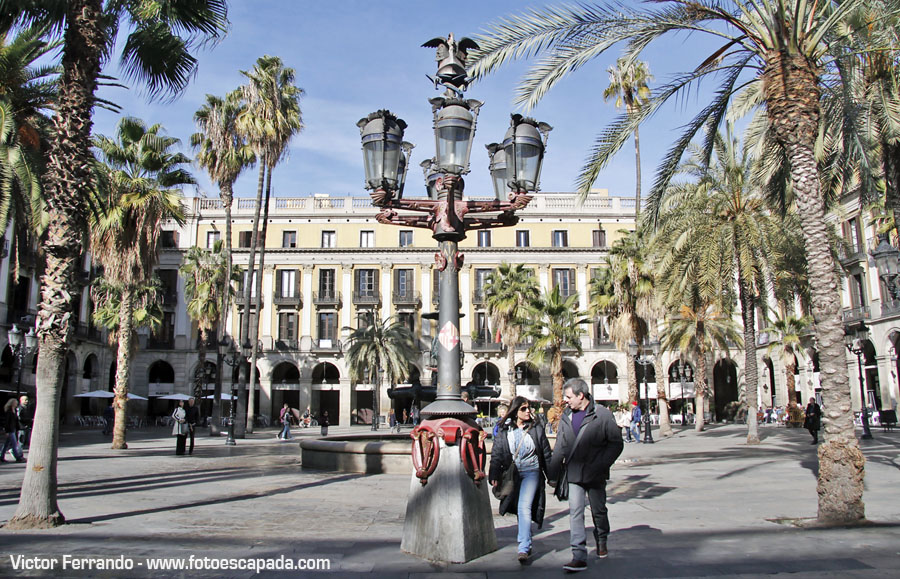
[713,359,739,420]
[314,390,340,426]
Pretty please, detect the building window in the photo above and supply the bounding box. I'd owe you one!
[360,230,375,248]
[592,229,606,248]
[238,231,252,248]
[553,268,576,297]
[317,312,336,340]
[282,230,297,248]
[398,312,416,335]
[395,268,413,296]
[552,230,568,248]
[399,230,413,247]
[278,312,297,341]
[206,231,221,248]
[321,230,336,248]
[474,268,492,303]
[516,230,530,247]
[843,217,863,255]
[477,230,491,247]
[475,312,492,342]
[241,269,258,298]
[278,269,298,297]
[357,311,375,329]
[160,230,178,248]
[318,268,335,296]
[595,317,610,343]
[356,268,378,297]
[850,272,867,308]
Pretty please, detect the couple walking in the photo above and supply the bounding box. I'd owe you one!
[489,378,624,572]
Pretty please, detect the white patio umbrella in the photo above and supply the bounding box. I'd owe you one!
[74,390,147,400]
[203,393,236,400]
[158,393,193,401]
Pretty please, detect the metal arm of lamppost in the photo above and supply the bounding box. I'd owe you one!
[219,337,243,446]
[628,339,659,444]
[846,336,874,440]
[8,324,38,397]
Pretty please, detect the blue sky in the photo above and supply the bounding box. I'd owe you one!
[92,1,719,200]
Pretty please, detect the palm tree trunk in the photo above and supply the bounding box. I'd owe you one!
[211,184,235,435]
[695,348,708,432]
[633,123,642,218]
[738,275,760,445]
[882,140,900,244]
[506,341,517,400]
[551,348,564,404]
[195,328,207,399]
[626,352,638,403]
[763,52,863,523]
[111,289,134,450]
[650,324,672,437]
[237,161,267,437]
[10,0,103,529]
[247,166,273,433]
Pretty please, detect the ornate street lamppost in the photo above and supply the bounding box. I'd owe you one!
[219,337,244,446]
[677,359,692,427]
[7,324,38,396]
[629,339,659,444]
[844,324,873,440]
[871,233,900,302]
[357,34,551,563]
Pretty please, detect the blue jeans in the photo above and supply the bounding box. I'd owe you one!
[516,468,540,554]
[569,481,609,562]
[2,432,23,461]
[630,421,641,442]
[280,422,292,439]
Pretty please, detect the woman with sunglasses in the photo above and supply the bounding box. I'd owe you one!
[489,395,553,564]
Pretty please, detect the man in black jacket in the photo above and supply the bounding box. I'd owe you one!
[549,378,624,572]
[186,397,200,455]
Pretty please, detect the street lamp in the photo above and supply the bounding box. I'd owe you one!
[358,34,551,562]
[677,359,692,427]
[844,323,873,440]
[219,337,243,446]
[7,324,38,396]
[628,339,660,444]
[870,233,900,301]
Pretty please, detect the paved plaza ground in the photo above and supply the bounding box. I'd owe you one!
[0,421,897,578]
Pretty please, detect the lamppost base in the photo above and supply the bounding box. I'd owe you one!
[861,433,873,440]
[401,425,496,563]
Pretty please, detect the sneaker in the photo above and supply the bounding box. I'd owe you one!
[517,552,528,564]
[15,458,25,463]
[563,559,587,572]
[597,542,608,559]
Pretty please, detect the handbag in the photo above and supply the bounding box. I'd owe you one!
[492,428,526,500]
[554,462,569,501]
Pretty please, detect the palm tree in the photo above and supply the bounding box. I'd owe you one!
[6,0,227,529]
[525,286,590,405]
[603,57,652,215]
[655,125,778,443]
[483,263,540,399]
[0,23,57,276]
[662,303,743,432]
[235,55,303,434]
[469,0,877,524]
[180,241,239,401]
[91,276,163,367]
[191,92,255,431]
[764,314,813,414]
[91,117,190,450]
[345,317,418,429]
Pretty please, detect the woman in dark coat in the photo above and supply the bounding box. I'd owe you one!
[1,398,25,462]
[489,396,553,564]
[804,397,822,444]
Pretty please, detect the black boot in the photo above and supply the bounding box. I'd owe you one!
[594,529,607,559]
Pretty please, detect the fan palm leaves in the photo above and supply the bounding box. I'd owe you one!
[91,117,190,451]
[468,0,883,524]
[764,314,814,411]
[4,0,227,529]
[525,286,590,405]
[483,263,540,399]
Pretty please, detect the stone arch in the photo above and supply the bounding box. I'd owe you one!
[561,359,580,380]
[271,361,301,384]
[148,360,175,384]
[591,360,618,384]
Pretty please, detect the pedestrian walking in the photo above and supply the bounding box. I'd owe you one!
[1,398,25,463]
[319,410,330,436]
[489,396,553,564]
[804,397,822,444]
[172,400,187,455]
[186,397,200,454]
[630,400,642,443]
[548,378,624,573]
[615,405,633,442]
[16,395,33,448]
[278,403,294,440]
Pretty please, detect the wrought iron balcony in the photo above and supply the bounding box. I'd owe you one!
[273,290,302,307]
[352,291,380,306]
[312,291,341,307]
[592,337,614,349]
[274,339,300,351]
[471,339,502,352]
[312,338,341,353]
[392,290,421,306]
[147,336,175,350]
[195,334,218,349]
[842,305,871,324]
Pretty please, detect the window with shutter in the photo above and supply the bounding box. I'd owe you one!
[592,229,606,247]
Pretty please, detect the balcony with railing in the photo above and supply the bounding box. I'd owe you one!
[195,334,218,349]
[472,289,486,306]
[147,335,175,350]
[273,289,302,307]
[592,337,614,349]
[75,323,103,342]
[842,305,871,324]
[274,339,300,351]
[312,338,341,353]
[352,290,380,306]
[313,291,341,307]
[471,339,502,353]
[880,299,900,318]
[392,290,421,306]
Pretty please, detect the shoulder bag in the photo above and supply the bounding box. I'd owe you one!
[492,429,526,500]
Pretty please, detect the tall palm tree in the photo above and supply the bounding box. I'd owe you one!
[235,55,303,434]
[192,92,254,431]
[662,303,743,432]
[654,125,778,443]
[525,286,590,405]
[91,275,163,365]
[468,0,880,524]
[345,317,418,430]
[180,241,239,400]
[5,0,227,529]
[603,57,652,215]
[483,263,539,399]
[764,314,813,413]
[91,117,190,450]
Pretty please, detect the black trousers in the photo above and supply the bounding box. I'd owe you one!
[188,426,195,454]
[175,434,187,455]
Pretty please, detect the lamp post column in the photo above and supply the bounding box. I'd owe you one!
[855,349,873,440]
